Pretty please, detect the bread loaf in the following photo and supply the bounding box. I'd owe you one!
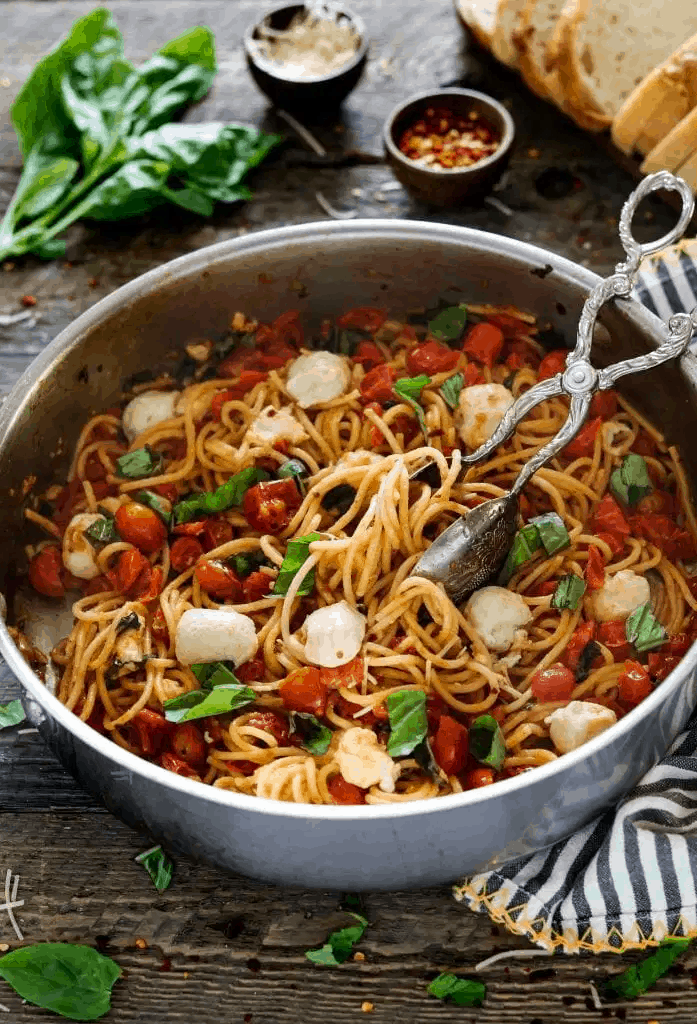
[454,0,498,50]
[491,0,527,67]
[513,0,567,100]
[640,105,697,174]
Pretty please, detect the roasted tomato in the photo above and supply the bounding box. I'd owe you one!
[132,708,172,757]
[212,371,267,417]
[320,657,365,690]
[171,723,207,765]
[115,503,167,554]
[561,622,597,672]
[235,652,265,684]
[463,362,483,385]
[591,494,631,538]
[246,711,289,747]
[327,776,367,804]
[563,417,602,459]
[151,482,179,503]
[597,620,632,662]
[242,571,273,602]
[243,479,302,534]
[617,660,653,708]
[594,530,625,558]
[28,546,64,598]
[462,322,504,367]
[537,349,567,381]
[630,513,696,561]
[431,715,469,775]
[336,307,385,333]
[116,548,150,592]
[589,390,619,419]
[463,767,496,788]
[359,365,398,404]
[170,536,204,573]
[406,339,459,375]
[159,752,201,781]
[584,545,605,590]
[648,652,682,683]
[530,663,576,701]
[194,560,243,601]
[278,666,328,716]
[131,565,163,603]
[352,340,385,370]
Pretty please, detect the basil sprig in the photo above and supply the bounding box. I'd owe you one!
[305,912,369,966]
[625,603,667,653]
[0,942,121,1020]
[0,699,26,730]
[386,690,428,757]
[500,513,570,583]
[135,844,173,892]
[288,711,332,755]
[191,661,240,688]
[393,374,431,434]
[440,372,464,410]
[551,573,586,610]
[610,453,652,507]
[277,458,309,496]
[85,515,119,546]
[603,937,690,1001]
[116,445,162,479]
[136,489,172,526]
[163,682,255,723]
[469,714,506,771]
[272,532,321,597]
[428,304,468,344]
[173,467,269,524]
[428,973,486,1007]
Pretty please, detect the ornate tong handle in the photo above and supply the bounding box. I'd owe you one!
[460,172,696,496]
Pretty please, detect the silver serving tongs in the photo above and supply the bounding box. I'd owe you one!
[412,171,697,603]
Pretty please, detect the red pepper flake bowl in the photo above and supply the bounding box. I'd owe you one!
[383,88,515,207]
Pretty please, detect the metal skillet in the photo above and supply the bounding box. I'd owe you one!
[412,171,697,603]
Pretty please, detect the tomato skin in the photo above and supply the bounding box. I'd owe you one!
[170,536,204,573]
[584,545,605,590]
[243,479,302,534]
[84,451,108,482]
[530,663,576,701]
[591,494,630,538]
[617,660,653,707]
[463,362,483,385]
[352,341,385,370]
[431,715,469,775]
[151,482,179,503]
[172,520,206,537]
[597,620,632,662]
[133,708,172,757]
[279,666,328,715]
[462,322,504,367]
[328,776,367,804]
[563,417,602,459]
[589,390,619,418]
[272,309,303,347]
[115,503,167,554]
[359,365,398,403]
[151,606,169,642]
[529,579,558,597]
[464,767,496,788]
[159,752,201,781]
[666,633,691,657]
[29,546,65,598]
[629,513,696,561]
[537,349,568,381]
[648,652,682,682]
[132,565,163,603]
[171,723,207,766]
[242,570,273,601]
[406,339,459,375]
[320,657,365,691]
[337,307,385,333]
[82,574,113,596]
[636,491,674,516]
[505,337,540,371]
[632,430,657,457]
[561,621,597,671]
[236,652,265,684]
[595,530,625,558]
[195,560,243,601]
[116,548,150,592]
[212,371,267,416]
[246,711,289,746]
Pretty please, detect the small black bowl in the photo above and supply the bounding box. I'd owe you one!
[244,3,368,114]
[383,88,516,207]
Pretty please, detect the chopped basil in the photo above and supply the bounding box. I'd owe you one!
[499,523,543,583]
[469,714,506,771]
[551,573,586,610]
[173,467,269,524]
[321,483,357,516]
[272,532,321,597]
[610,453,653,507]
[386,690,428,757]
[440,372,464,410]
[0,699,26,730]
[305,912,369,966]
[625,603,667,653]
[414,736,444,782]
[85,515,119,546]
[277,458,309,497]
[0,943,121,1021]
[603,938,691,1001]
[428,304,468,344]
[530,512,570,555]
[191,661,241,689]
[136,489,172,527]
[428,973,486,1007]
[115,445,162,479]
[163,683,255,723]
[115,611,141,636]
[575,640,601,683]
[394,374,431,434]
[231,550,268,578]
[135,844,173,892]
[288,711,332,755]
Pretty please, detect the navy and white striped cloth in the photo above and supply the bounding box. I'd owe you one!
[455,241,697,956]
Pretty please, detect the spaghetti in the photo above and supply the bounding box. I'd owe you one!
[18,302,697,805]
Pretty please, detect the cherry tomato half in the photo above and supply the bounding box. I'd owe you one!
[115,502,167,554]
[172,723,207,765]
[279,666,328,716]
[537,349,567,381]
[116,548,150,592]
[159,752,201,781]
[243,479,302,534]
[352,340,385,371]
[462,322,504,367]
[431,715,469,775]
[464,767,496,788]
[597,620,632,662]
[584,545,605,590]
[246,711,289,747]
[235,652,265,684]
[617,660,652,708]
[336,306,386,333]
[530,663,575,701]
[29,546,65,598]
[242,570,273,602]
[320,657,365,691]
[562,417,602,459]
[327,776,367,804]
[561,621,597,672]
[170,536,204,573]
[406,339,459,375]
[195,560,243,601]
[591,495,630,538]
[359,365,398,404]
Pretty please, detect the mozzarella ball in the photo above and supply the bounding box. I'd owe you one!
[545,701,617,754]
[336,727,400,792]
[456,383,514,450]
[588,570,651,623]
[304,601,366,667]
[286,351,351,408]
[62,513,104,580]
[465,586,532,652]
[122,390,180,443]
[175,608,258,667]
[246,405,309,446]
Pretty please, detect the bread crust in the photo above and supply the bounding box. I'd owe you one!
[641,105,697,174]
[491,0,526,67]
[552,0,612,130]
[453,0,497,48]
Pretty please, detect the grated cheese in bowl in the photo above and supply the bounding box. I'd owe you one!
[253,2,360,80]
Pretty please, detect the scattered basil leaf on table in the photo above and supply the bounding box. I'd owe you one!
[530,512,570,555]
[551,573,586,610]
[427,973,486,1006]
[288,712,332,755]
[394,374,431,434]
[272,533,321,597]
[164,683,255,723]
[428,305,468,344]
[386,690,428,757]
[191,661,241,689]
[0,699,26,730]
[135,844,173,892]
[305,912,369,966]
[440,372,464,410]
[0,942,121,1021]
[85,515,119,546]
[610,453,652,507]
[277,458,309,496]
[469,715,506,771]
[602,937,691,1001]
[136,489,172,526]
[115,446,162,479]
[173,467,269,524]
[575,641,602,683]
[625,603,667,653]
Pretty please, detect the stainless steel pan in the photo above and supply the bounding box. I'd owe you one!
[2,220,697,890]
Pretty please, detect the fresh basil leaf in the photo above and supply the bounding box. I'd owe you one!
[321,483,356,516]
[428,305,467,344]
[115,446,162,479]
[499,523,543,583]
[530,512,570,555]
[172,467,269,524]
[394,374,431,435]
[163,682,255,723]
[440,372,464,410]
[135,844,173,892]
[469,714,506,771]
[272,533,321,597]
[85,515,118,546]
[191,661,241,690]
[30,238,68,260]
[625,603,667,653]
[136,489,172,526]
[414,736,444,783]
[288,712,331,755]
[231,550,269,578]
[305,912,368,966]
[0,699,26,730]
[277,458,308,496]
[575,640,601,683]
[0,942,121,1021]
[603,938,690,1001]
[610,453,653,507]
[386,690,428,757]
[551,573,586,610]
[428,973,486,1007]
[12,151,79,224]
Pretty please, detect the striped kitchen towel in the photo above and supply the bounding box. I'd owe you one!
[455,241,697,956]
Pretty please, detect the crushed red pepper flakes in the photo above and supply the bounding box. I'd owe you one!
[21,294,37,307]
[360,1002,374,1013]
[397,105,500,170]
[135,937,148,949]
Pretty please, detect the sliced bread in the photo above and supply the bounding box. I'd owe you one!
[548,0,612,130]
[557,0,697,126]
[674,145,697,191]
[453,0,498,50]
[491,0,527,68]
[640,105,697,174]
[513,0,568,100]
[612,32,697,156]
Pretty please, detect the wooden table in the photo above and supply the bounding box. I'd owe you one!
[1,2,696,1021]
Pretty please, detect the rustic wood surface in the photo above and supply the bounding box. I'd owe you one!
[1,1,696,1021]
